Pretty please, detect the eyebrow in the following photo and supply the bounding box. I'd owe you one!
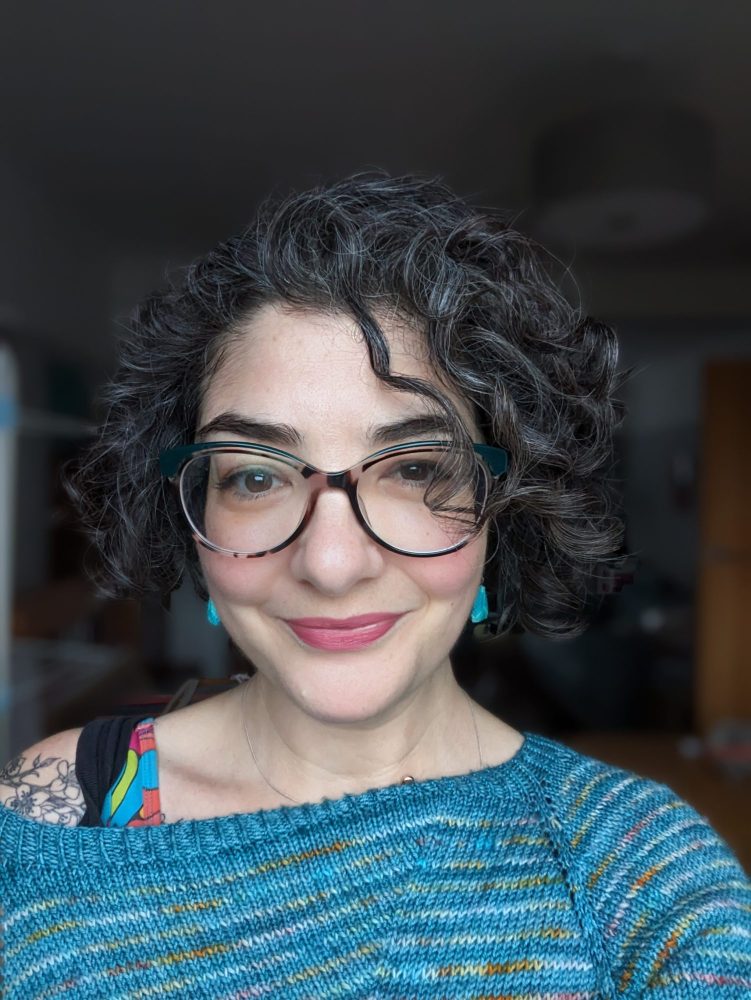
[195,412,456,448]
[370,414,455,444]
[196,414,302,448]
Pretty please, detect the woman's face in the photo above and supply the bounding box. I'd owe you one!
[197,304,487,725]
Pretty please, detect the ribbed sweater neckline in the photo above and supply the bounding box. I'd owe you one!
[1,730,551,869]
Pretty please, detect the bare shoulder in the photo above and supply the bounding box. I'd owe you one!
[0,728,85,827]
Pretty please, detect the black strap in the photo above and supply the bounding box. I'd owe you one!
[76,716,149,827]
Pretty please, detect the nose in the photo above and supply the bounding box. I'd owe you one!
[288,486,384,595]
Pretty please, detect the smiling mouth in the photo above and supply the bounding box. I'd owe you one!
[283,613,404,651]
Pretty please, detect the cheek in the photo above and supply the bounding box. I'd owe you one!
[198,533,487,607]
[404,536,486,602]
[199,546,283,604]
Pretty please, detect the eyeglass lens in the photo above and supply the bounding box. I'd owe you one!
[179,446,488,556]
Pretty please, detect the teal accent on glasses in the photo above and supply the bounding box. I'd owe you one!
[159,439,508,479]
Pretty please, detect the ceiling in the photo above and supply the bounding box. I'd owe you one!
[1,1,750,268]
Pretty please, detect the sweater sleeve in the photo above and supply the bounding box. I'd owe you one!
[561,762,751,997]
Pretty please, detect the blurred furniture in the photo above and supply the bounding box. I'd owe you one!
[696,361,751,734]
[11,637,141,752]
[107,675,245,719]
[10,578,146,754]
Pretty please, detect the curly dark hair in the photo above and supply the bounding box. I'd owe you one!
[67,172,625,639]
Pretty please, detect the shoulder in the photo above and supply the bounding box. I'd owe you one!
[531,734,745,873]
[529,733,748,889]
[528,735,751,996]
[0,728,85,827]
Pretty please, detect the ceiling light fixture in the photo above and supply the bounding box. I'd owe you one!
[533,105,714,250]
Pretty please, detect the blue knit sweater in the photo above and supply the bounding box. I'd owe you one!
[1,731,749,998]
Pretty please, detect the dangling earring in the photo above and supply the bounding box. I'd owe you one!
[470,584,489,624]
[207,599,221,627]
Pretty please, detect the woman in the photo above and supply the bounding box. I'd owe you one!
[1,174,749,998]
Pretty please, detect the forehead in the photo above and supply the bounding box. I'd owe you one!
[200,304,477,435]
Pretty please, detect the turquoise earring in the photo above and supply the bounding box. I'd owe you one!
[207,599,221,627]
[470,584,489,624]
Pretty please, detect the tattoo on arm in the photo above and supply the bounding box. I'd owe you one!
[0,753,85,826]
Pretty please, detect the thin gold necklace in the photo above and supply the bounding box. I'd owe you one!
[240,675,484,804]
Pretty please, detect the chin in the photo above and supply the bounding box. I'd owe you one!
[265,647,426,726]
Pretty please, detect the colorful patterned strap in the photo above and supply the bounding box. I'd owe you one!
[100,717,162,827]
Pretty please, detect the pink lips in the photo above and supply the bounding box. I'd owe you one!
[284,613,403,651]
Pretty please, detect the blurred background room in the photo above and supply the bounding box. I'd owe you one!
[0,1,749,867]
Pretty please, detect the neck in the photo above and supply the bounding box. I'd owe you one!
[236,667,483,806]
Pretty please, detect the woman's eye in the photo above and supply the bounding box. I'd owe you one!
[218,466,282,496]
[392,461,437,484]
[242,469,275,492]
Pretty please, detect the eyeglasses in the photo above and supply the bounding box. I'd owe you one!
[160,439,508,558]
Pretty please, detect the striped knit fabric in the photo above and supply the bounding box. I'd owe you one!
[1,732,749,998]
